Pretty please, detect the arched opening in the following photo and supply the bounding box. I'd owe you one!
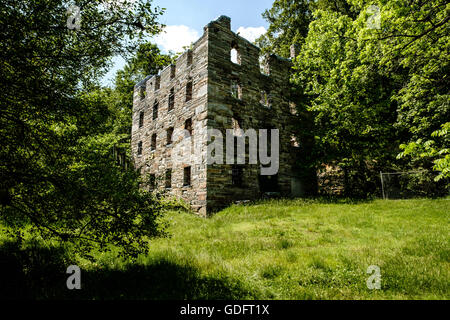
[230,42,241,65]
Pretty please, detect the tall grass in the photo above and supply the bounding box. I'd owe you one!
[1,198,448,299]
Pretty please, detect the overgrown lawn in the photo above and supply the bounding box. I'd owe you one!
[1,198,448,299]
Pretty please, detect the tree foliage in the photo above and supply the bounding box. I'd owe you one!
[0,0,169,258]
[398,122,450,181]
[260,0,449,195]
[256,0,357,57]
[256,0,313,57]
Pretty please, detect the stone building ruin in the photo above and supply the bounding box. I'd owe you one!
[131,16,301,216]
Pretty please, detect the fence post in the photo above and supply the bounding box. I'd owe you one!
[380,171,385,200]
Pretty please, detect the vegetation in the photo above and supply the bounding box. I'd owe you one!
[258,0,449,196]
[0,0,448,300]
[1,199,448,299]
[399,122,450,181]
[0,0,169,258]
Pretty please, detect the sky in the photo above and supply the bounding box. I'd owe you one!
[102,0,274,86]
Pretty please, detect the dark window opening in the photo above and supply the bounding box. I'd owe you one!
[167,127,174,145]
[139,111,144,128]
[187,51,193,66]
[137,141,143,156]
[170,65,176,79]
[151,133,156,151]
[186,81,193,102]
[258,173,279,193]
[183,166,191,186]
[232,165,244,187]
[165,169,172,188]
[153,100,159,120]
[168,88,175,111]
[184,118,193,137]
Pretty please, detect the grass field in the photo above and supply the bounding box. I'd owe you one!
[1,198,449,300]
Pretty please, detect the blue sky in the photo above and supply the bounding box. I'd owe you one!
[153,0,273,34]
[102,0,274,85]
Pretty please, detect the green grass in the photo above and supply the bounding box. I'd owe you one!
[1,198,449,299]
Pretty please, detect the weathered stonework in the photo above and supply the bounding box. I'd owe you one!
[131,16,299,216]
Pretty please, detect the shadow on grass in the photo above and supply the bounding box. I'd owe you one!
[0,239,258,300]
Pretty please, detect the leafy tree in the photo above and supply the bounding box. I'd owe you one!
[293,8,401,196]
[257,0,375,196]
[355,0,449,186]
[364,0,449,178]
[256,0,357,57]
[0,0,168,258]
[256,0,313,57]
[259,0,449,196]
[398,122,450,181]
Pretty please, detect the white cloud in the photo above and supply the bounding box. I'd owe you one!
[236,26,266,43]
[155,25,200,54]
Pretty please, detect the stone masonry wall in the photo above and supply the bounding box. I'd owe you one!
[131,31,209,215]
[205,16,296,212]
[131,16,296,215]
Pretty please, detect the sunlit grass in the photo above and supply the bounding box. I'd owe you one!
[127,198,449,299]
[2,198,448,299]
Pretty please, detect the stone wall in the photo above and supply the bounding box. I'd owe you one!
[131,16,297,215]
[205,16,296,212]
[131,30,209,215]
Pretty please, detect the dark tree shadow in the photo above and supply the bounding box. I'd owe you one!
[71,261,257,300]
[0,240,259,300]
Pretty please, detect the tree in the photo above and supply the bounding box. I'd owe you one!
[398,122,450,182]
[259,0,449,196]
[256,0,312,57]
[292,8,401,196]
[365,0,449,171]
[256,0,357,57]
[0,0,168,258]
